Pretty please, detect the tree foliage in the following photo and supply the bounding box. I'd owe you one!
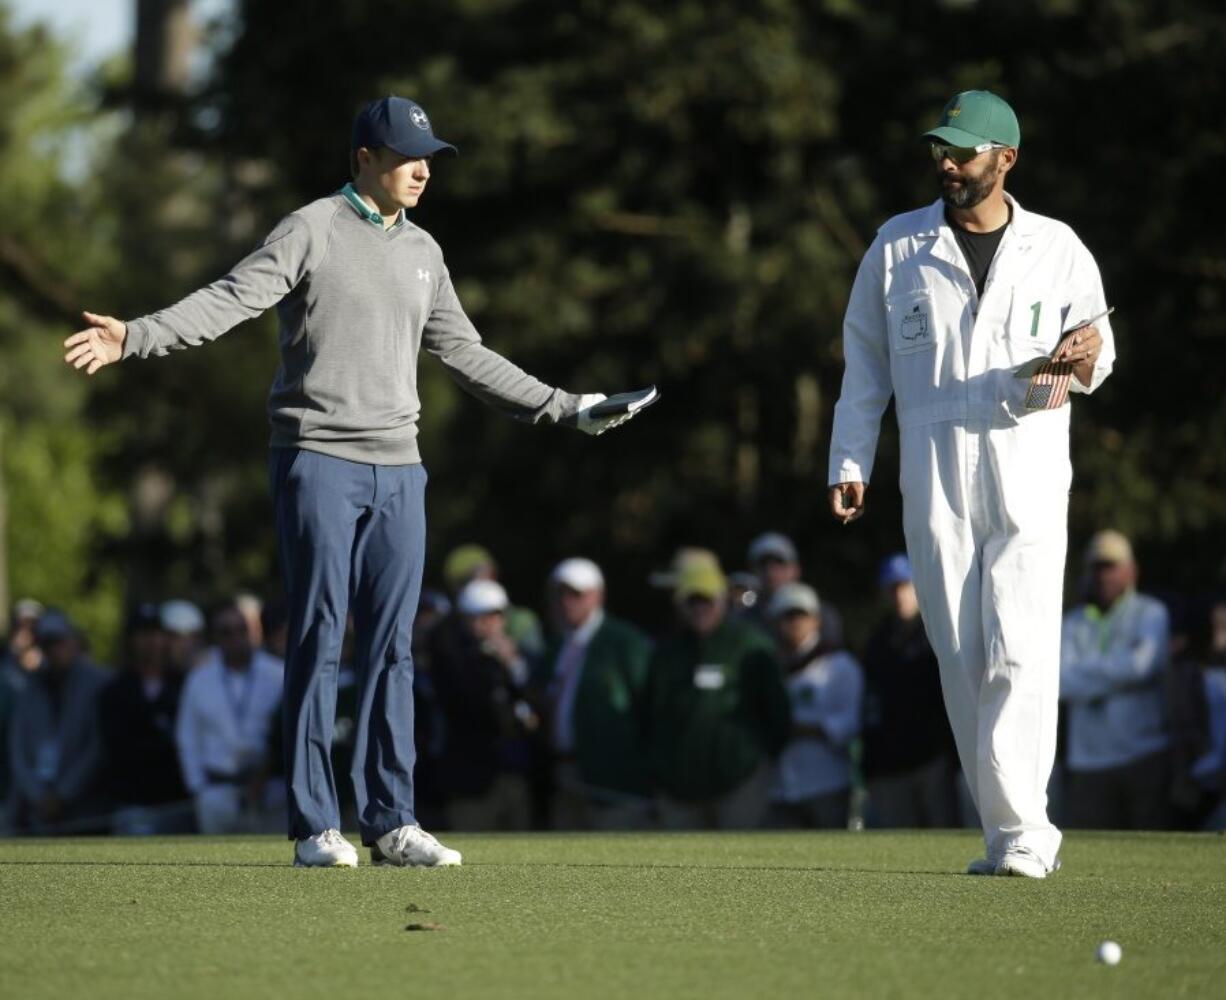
[0,9,127,654]
[3,0,1225,645]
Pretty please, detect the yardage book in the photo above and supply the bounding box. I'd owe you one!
[1013,306,1114,410]
[586,385,660,418]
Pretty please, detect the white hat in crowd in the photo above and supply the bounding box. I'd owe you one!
[1085,529,1134,566]
[160,599,205,635]
[14,598,45,623]
[550,557,605,593]
[457,579,510,616]
[748,531,799,566]
[767,582,821,620]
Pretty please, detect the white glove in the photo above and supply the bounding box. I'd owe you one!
[574,393,633,437]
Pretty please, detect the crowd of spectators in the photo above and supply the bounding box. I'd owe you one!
[2,529,1223,836]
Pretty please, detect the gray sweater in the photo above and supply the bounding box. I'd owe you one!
[123,193,582,465]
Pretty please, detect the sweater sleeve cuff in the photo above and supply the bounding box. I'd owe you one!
[541,388,587,426]
[121,318,149,360]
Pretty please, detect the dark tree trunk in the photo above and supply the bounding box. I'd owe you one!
[133,0,194,109]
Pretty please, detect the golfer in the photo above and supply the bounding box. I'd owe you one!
[65,96,639,867]
[827,91,1115,877]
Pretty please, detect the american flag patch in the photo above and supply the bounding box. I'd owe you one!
[1025,361,1073,410]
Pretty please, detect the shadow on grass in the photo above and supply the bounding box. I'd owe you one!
[467,861,961,877]
[0,859,288,868]
[0,857,962,876]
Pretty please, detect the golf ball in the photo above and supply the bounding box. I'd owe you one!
[1096,941,1122,966]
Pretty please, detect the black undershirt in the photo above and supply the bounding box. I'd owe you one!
[947,209,1009,298]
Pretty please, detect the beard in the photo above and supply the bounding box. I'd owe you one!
[938,153,1000,209]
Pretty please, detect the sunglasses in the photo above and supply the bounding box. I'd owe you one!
[930,141,1007,164]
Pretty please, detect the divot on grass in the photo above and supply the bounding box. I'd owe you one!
[405,922,444,932]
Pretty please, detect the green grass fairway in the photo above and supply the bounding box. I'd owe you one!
[1,831,1222,999]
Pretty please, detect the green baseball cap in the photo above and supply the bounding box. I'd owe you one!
[922,90,1020,148]
[674,562,727,603]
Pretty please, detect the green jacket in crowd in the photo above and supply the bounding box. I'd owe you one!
[538,614,653,799]
[648,616,790,801]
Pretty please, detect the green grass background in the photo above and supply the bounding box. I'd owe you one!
[1,831,1222,999]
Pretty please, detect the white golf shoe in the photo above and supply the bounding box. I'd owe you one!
[371,825,462,868]
[996,848,1061,879]
[294,829,359,868]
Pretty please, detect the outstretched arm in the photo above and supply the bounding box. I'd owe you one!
[423,267,581,422]
[423,268,646,436]
[62,212,316,374]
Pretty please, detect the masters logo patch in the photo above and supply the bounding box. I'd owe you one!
[901,304,929,342]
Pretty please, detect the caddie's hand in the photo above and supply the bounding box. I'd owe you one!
[1051,324,1102,366]
[829,482,867,525]
[574,393,631,436]
[64,311,126,375]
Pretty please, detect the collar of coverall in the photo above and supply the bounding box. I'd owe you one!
[916,191,1039,238]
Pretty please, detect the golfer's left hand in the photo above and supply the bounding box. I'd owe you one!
[574,393,631,436]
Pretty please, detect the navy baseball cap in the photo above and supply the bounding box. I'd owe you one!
[877,553,913,588]
[35,608,76,644]
[126,601,163,634]
[351,96,457,159]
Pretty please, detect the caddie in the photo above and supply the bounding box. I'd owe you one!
[64,95,642,868]
[827,90,1115,877]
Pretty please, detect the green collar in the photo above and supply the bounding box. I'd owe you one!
[1084,589,1136,652]
[339,182,402,228]
[1084,588,1136,622]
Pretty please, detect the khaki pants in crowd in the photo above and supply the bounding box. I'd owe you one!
[658,762,771,831]
[447,773,531,832]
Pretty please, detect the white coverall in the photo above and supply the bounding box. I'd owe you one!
[828,194,1115,866]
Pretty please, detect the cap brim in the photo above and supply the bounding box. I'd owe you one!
[676,588,722,602]
[460,603,506,616]
[922,125,997,148]
[386,136,458,158]
[770,605,805,618]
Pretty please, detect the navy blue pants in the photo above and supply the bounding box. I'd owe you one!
[270,448,427,844]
